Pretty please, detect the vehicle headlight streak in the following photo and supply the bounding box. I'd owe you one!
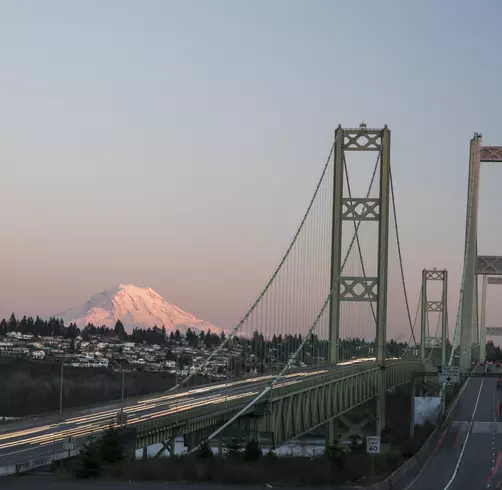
[0,363,380,455]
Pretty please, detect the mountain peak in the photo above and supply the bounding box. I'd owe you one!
[57,284,219,335]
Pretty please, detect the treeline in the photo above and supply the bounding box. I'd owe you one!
[486,341,502,362]
[0,314,409,360]
[0,313,225,346]
[232,332,409,362]
[0,313,172,342]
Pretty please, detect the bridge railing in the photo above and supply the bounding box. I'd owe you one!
[0,357,410,434]
[135,360,428,448]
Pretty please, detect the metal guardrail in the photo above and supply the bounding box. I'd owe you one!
[0,431,103,477]
[0,448,81,477]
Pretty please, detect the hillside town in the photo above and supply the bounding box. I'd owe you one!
[0,313,315,379]
[0,320,230,379]
[0,312,413,381]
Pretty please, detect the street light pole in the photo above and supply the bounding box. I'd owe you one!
[110,361,125,426]
[120,365,124,418]
[57,358,71,415]
[60,361,64,414]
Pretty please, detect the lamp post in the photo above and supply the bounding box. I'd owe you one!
[110,360,125,426]
[57,358,72,415]
[60,361,64,414]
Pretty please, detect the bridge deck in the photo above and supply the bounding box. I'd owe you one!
[0,360,430,474]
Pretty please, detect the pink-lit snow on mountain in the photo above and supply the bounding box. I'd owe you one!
[57,284,220,334]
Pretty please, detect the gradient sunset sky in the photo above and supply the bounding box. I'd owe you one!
[1,0,502,337]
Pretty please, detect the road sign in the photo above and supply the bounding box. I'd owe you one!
[63,436,74,451]
[438,365,459,383]
[366,436,381,454]
[425,336,442,348]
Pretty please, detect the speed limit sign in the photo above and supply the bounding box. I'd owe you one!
[366,436,381,454]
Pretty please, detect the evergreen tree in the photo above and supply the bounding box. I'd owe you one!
[19,316,28,334]
[100,426,124,464]
[114,319,126,339]
[186,328,197,348]
[204,329,212,348]
[66,322,80,339]
[8,313,17,332]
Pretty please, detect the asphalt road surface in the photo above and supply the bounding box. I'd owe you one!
[405,369,502,490]
[0,358,380,468]
[0,475,359,490]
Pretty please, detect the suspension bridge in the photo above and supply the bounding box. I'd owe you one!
[0,127,500,489]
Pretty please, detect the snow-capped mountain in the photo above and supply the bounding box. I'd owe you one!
[57,284,220,334]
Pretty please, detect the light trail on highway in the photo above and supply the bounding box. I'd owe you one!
[0,358,386,467]
[0,368,331,455]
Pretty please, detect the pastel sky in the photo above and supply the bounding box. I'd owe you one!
[1,0,502,339]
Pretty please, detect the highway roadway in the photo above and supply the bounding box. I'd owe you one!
[405,367,502,490]
[0,358,381,469]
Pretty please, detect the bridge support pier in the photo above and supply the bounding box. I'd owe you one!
[376,374,386,438]
[325,418,338,450]
[323,391,397,449]
[246,417,260,444]
[410,377,416,441]
[184,432,202,452]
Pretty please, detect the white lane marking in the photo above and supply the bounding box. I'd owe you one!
[0,441,55,457]
[403,373,475,490]
[442,375,485,490]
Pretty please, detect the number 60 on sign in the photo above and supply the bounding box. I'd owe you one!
[366,436,380,454]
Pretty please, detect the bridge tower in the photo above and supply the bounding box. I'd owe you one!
[328,125,391,438]
[420,268,448,364]
[329,125,391,366]
[480,276,502,361]
[460,135,502,372]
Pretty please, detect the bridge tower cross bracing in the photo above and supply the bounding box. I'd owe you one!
[420,268,448,364]
[460,135,502,371]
